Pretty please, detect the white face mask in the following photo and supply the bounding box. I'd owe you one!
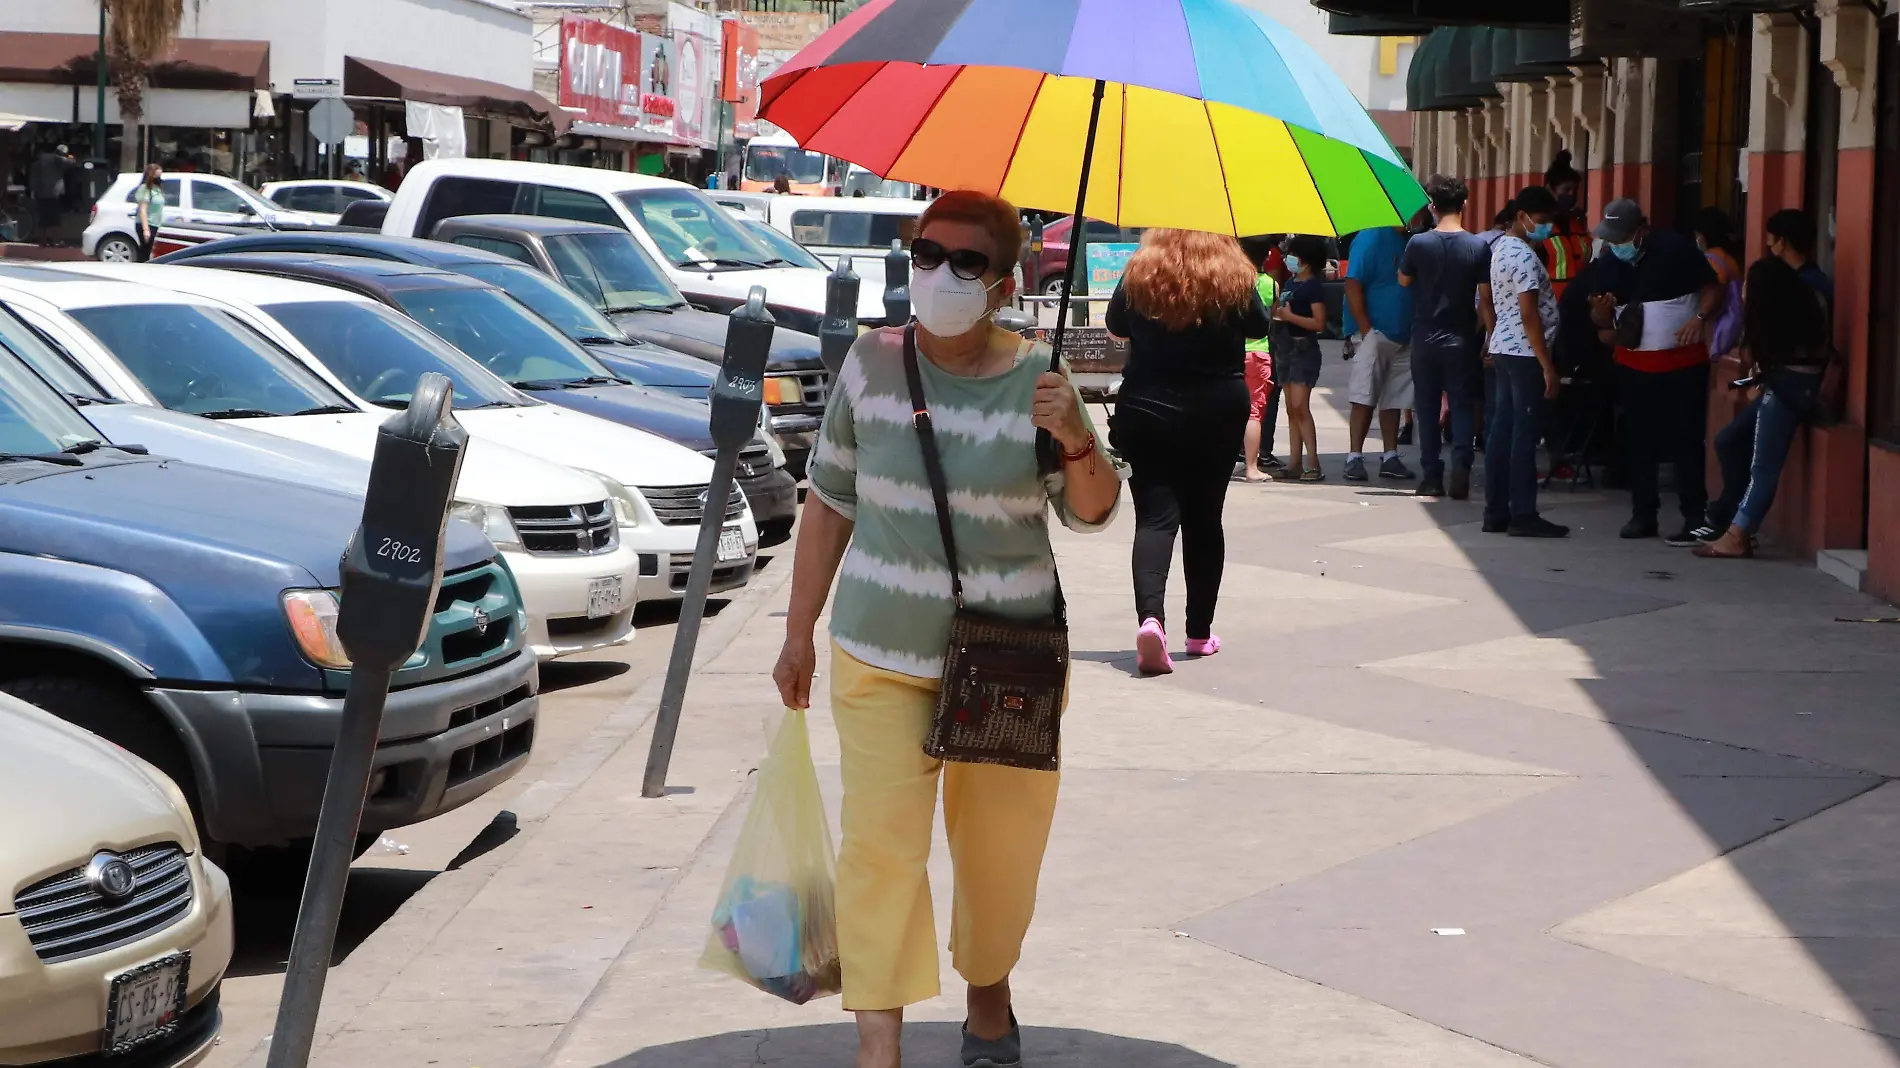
[911,262,1001,337]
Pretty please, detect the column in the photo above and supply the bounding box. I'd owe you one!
[1746,13,1808,262]
[1573,66,1610,226]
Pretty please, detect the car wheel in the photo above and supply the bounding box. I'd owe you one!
[96,234,138,262]
[1041,275,1067,298]
[1,673,198,812]
[758,518,794,548]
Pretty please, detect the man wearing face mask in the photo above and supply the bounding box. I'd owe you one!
[1483,185,1568,538]
[1586,198,1723,544]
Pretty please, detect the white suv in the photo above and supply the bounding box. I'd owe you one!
[83,173,321,262]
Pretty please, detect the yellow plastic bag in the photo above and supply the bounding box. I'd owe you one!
[700,706,842,1004]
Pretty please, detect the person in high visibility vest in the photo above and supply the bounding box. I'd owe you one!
[1541,151,1593,300]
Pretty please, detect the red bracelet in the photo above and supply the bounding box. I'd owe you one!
[1059,434,1097,473]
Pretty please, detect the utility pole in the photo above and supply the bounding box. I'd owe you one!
[95,1,107,163]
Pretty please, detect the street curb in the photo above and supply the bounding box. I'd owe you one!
[244,558,798,1065]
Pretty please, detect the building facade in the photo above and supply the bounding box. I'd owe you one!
[1347,0,1900,603]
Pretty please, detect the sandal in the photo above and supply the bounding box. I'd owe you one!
[1299,468,1326,482]
[1693,537,1754,559]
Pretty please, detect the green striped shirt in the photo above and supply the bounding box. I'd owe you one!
[808,326,1118,679]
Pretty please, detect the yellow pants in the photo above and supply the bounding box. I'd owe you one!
[829,641,1062,1011]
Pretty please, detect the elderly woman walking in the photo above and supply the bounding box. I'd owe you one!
[1105,229,1271,674]
[773,190,1120,1068]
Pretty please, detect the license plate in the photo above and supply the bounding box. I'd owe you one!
[586,575,624,619]
[106,954,187,1052]
[716,525,748,563]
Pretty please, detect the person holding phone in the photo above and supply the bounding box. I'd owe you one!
[1483,186,1568,538]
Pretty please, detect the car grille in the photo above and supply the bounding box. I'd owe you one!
[15,844,193,964]
[638,484,746,526]
[701,441,776,479]
[766,369,829,408]
[507,500,617,555]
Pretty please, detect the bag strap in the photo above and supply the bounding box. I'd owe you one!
[902,325,968,610]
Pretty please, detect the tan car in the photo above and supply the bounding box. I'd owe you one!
[1,692,233,1065]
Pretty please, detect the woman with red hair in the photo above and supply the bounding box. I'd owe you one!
[1106,228,1271,675]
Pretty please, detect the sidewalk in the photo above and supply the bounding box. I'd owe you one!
[227,363,1900,1068]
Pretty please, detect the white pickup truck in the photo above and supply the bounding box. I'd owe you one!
[377,159,892,337]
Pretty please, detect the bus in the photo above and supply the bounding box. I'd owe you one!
[739,130,837,196]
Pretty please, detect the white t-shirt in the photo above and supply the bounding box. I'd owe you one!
[1488,235,1558,358]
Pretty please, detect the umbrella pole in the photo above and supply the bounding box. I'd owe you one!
[1049,78,1107,374]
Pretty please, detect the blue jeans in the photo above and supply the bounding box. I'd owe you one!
[1710,367,1822,533]
[1412,338,1481,481]
[1485,355,1546,521]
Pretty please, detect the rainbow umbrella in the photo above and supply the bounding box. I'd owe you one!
[758,0,1426,239]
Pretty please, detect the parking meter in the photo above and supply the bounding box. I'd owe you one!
[883,238,910,326]
[1030,215,1045,256]
[267,374,466,1068]
[643,290,774,798]
[819,255,860,376]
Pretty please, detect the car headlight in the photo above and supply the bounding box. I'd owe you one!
[283,589,351,668]
[579,473,646,529]
[449,500,523,551]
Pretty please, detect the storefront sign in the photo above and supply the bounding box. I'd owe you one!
[559,16,644,128]
[737,11,830,52]
[670,2,720,149]
[640,32,677,139]
[292,77,342,99]
[1029,326,1129,372]
[721,19,761,140]
[1083,242,1139,294]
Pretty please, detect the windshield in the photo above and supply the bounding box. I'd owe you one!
[616,188,778,271]
[262,301,524,410]
[843,169,920,199]
[789,208,920,250]
[543,231,687,313]
[391,287,612,389]
[0,305,110,400]
[742,219,826,270]
[0,328,99,455]
[745,145,828,185]
[456,262,631,342]
[68,304,355,418]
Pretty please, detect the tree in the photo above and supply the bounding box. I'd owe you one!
[103,0,185,173]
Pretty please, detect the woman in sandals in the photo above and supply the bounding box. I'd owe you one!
[1270,235,1331,481]
[773,190,1120,1068]
[1105,229,1272,675]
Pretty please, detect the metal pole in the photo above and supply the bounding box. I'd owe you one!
[264,669,393,1068]
[1048,79,1106,369]
[95,1,107,163]
[641,449,741,798]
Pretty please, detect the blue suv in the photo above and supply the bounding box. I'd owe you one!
[0,343,538,856]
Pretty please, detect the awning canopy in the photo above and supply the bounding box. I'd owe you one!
[1328,12,1433,34]
[1316,0,1568,28]
[1407,27,1590,110]
[1494,29,1577,81]
[0,31,268,92]
[343,56,569,135]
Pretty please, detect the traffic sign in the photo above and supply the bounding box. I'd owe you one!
[309,97,355,145]
[293,77,343,99]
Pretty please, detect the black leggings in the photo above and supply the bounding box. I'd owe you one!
[1129,465,1232,640]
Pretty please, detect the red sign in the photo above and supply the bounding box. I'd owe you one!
[721,19,760,139]
[559,16,643,128]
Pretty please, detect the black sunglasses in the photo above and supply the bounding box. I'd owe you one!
[909,238,992,281]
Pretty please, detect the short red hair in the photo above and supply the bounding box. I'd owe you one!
[1120,228,1257,331]
[916,190,1022,276]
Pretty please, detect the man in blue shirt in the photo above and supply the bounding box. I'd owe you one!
[1343,219,1419,481]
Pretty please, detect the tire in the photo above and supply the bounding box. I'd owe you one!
[1041,275,1067,298]
[95,233,138,262]
[1,674,197,807]
[225,835,379,890]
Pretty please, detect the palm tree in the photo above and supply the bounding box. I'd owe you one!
[102,0,185,173]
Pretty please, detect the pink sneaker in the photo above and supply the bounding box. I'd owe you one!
[1186,634,1221,657]
[1136,618,1173,675]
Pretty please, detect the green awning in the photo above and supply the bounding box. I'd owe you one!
[1409,28,1492,111]
[1434,27,1499,105]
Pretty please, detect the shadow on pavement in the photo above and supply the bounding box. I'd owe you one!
[226,867,435,978]
[589,1022,1233,1067]
[541,659,633,693]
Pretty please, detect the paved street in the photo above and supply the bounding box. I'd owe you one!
[208,358,1900,1068]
